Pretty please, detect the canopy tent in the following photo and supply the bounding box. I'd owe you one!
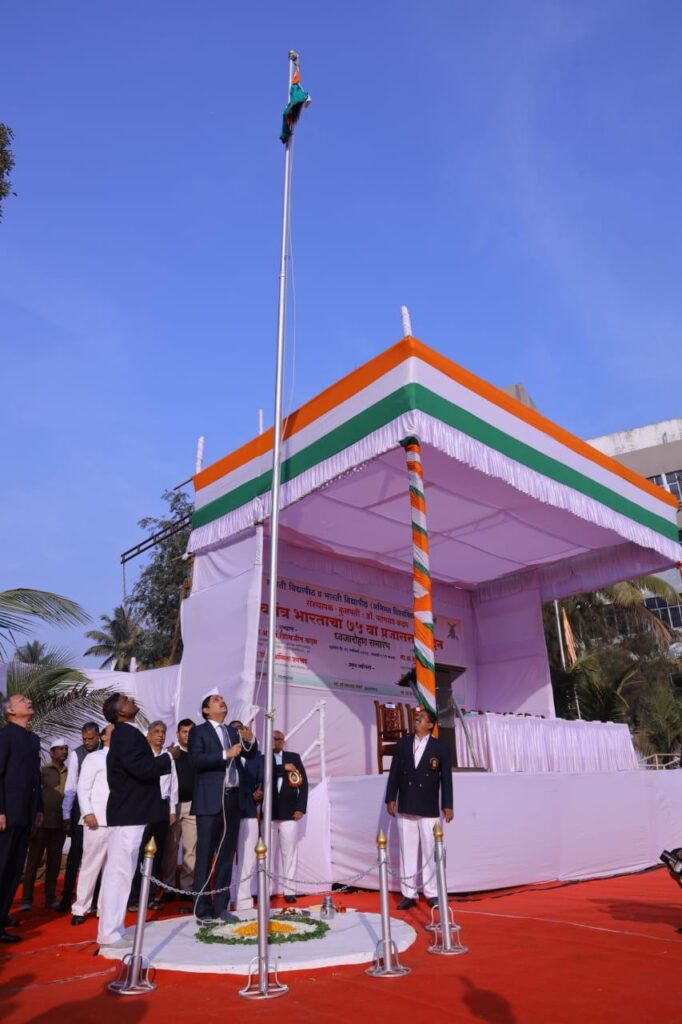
[178,336,680,738]
[190,337,678,582]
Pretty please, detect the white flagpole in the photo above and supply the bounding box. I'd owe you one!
[248,50,301,1001]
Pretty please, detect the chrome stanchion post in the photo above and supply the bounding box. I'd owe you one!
[427,822,468,957]
[108,837,158,994]
[239,836,288,999]
[366,829,411,978]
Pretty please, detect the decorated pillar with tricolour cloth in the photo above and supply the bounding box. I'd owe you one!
[401,436,438,727]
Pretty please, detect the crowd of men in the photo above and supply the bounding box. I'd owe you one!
[0,689,453,947]
[0,689,311,947]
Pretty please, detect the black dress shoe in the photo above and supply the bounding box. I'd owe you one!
[0,917,20,928]
[284,895,297,904]
[71,915,87,926]
[396,897,416,910]
[427,897,439,908]
[54,901,70,914]
[0,930,22,943]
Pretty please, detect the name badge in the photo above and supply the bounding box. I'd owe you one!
[429,757,440,771]
[287,768,303,788]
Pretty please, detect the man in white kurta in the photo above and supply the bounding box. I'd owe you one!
[71,725,113,924]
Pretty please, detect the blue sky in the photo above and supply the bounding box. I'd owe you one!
[1,0,681,661]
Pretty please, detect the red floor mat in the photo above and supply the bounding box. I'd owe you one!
[2,869,682,1023]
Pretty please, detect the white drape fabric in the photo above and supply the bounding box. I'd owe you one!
[289,771,682,895]
[455,715,639,773]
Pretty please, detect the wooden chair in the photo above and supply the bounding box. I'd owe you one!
[404,703,419,734]
[374,700,407,774]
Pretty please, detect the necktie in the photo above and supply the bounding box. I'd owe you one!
[222,725,239,788]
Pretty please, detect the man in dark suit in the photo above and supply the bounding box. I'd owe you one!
[385,706,453,910]
[0,693,43,944]
[96,692,180,947]
[272,729,308,905]
[189,693,258,920]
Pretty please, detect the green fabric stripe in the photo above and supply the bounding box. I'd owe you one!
[411,522,429,539]
[192,383,678,543]
[415,648,435,671]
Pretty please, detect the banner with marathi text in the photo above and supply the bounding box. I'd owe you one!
[258,576,463,699]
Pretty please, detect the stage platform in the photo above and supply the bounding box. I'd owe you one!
[292,770,682,895]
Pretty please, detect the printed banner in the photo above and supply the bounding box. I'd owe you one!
[258,576,463,698]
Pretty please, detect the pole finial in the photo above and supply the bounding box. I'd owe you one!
[433,821,443,842]
[255,836,267,860]
[144,836,157,858]
[377,829,387,849]
[289,50,299,62]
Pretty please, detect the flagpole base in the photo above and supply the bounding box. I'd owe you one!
[365,939,411,978]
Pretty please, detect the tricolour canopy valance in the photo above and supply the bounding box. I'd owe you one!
[189,337,680,599]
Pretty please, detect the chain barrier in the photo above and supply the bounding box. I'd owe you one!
[146,866,258,899]
[146,851,437,899]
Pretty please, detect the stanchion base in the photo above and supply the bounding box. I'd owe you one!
[107,953,156,996]
[238,956,289,1000]
[108,980,158,995]
[427,943,469,957]
[365,963,412,978]
[365,939,411,978]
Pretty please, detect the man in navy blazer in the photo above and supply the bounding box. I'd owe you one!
[0,693,43,944]
[189,693,258,920]
[96,692,180,947]
[385,706,453,910]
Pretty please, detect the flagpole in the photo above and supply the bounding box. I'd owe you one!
[245,50,299,1002]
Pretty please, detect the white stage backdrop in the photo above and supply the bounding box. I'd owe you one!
[178,529,264,723]
[291,771,682,893]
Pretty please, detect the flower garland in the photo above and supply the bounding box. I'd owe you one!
[195,914,330,947]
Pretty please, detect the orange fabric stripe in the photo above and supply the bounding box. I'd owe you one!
[194,336,677,509]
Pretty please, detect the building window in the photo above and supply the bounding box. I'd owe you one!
[665,470,682,501]
[647,470,682,500]
[645,596,682,630]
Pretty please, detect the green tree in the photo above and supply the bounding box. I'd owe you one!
[0,123,15,220]
[1,660,112,739]
[84,605,144,670]
[14,640,70,666]
[128,489,192,667]
[0,588,88,657]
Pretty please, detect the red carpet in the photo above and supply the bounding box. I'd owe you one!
[2,869,682,1023]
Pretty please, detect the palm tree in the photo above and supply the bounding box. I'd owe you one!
[0,588,88,656]
[562,575,680,653]
[13,640,71,665]
[84,605,143,670]
[1,659,112,738]
[635,684,682,757]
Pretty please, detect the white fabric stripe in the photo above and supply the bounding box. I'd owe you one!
[195,355,671,523]
[189,411,680,564]
[195,362,413,510]
[414,360,673,520]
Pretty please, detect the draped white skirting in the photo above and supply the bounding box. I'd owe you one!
[291,771,682,894]
[454,715,639,773]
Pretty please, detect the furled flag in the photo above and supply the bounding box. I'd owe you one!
[280,67,310,143]
[561,607,578,666]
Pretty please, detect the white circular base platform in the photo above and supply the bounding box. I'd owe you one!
[99,911,417,975]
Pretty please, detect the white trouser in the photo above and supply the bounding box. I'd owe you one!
[272,819,299,896]
[97,824,145,945]
[232,817,259,910]
[72,825,109,917]
[161,802,197,891]
[396,814,439,899]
